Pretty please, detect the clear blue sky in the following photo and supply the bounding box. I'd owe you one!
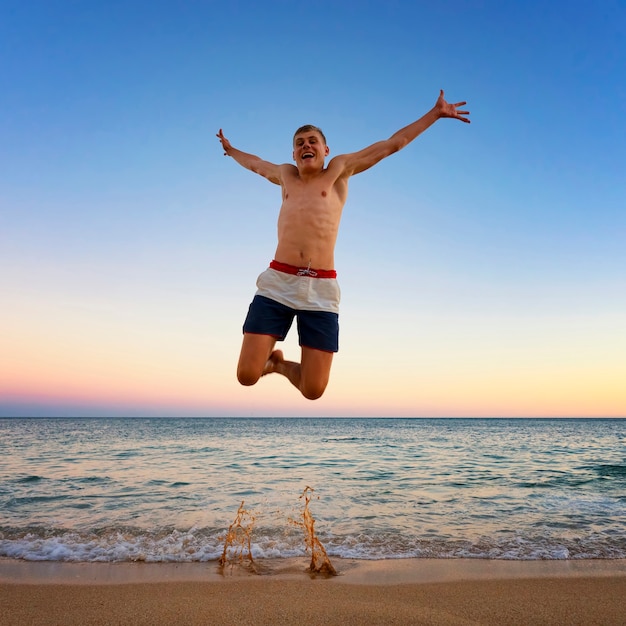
[1,0,625,417]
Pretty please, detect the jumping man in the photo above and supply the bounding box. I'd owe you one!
[217,90,470,400]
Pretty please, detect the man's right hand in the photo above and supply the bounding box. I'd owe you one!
[216,129,232,155]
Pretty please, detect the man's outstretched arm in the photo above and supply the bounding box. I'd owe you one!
[217,129,282,185]
[332,90,470,177]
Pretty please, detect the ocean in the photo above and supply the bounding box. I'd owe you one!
[1,417,624,563]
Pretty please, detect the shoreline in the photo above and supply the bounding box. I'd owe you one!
[2,559,626,625]
[2,556,626,586]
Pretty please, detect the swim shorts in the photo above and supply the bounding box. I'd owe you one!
[242,261,341,353]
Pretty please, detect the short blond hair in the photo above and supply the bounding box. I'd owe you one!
[293,124,326,145]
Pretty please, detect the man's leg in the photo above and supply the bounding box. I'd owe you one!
[263,347,333,400]
[237,333,277,387]
[239,294,293,387]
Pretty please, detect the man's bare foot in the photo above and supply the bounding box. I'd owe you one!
[262,350,284,376]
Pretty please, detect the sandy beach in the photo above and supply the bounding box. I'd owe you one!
[2,558,626,625]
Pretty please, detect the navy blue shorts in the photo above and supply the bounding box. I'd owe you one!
[243,295,339,353]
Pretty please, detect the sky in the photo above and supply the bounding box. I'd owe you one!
[1,0,625,418]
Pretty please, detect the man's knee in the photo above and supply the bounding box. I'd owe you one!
[237,365,260,387]
[300,380,327,400]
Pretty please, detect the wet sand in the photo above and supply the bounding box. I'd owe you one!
[2,558,626,625]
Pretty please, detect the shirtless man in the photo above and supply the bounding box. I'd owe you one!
[217,90,469,400]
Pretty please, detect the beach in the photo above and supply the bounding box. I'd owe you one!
[2,558,626,625]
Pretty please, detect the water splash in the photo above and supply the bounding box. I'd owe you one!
[218,501,256,571]
[291,486,337,576]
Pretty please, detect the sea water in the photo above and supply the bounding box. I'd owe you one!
[1,417,624,562]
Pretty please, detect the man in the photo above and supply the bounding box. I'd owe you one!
[217,90,469,400]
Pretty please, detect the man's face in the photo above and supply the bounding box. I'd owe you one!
[293,131,329,171]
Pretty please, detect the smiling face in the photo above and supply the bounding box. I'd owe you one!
[292,126,329,173]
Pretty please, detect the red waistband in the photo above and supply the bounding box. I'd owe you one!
[269,260,337,279]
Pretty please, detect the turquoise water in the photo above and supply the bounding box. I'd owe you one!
[1,417,625,562]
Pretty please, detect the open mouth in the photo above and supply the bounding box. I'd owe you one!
[302,152,315,160]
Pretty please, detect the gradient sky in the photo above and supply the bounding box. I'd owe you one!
[1,1,625,417]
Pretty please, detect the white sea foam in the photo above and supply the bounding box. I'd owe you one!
[2,526,625,562]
